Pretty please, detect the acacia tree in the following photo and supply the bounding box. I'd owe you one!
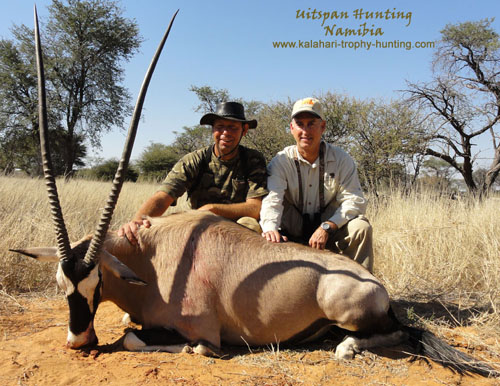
[243,100,294,162]
[406,19,500,195]
[189,85,230,113]
[317,92,362,148]
[171,125,213,155]
[136,142,180,181]
[77,158,138,181]
[345,100,430,195]
[0,37,67,175]
[0,0,141,176]
[419,158,456,191]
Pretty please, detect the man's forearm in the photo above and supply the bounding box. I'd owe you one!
[132,191,174,221]
[200,197,262,220]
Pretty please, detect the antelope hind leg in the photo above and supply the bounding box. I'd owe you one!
[123,328,192,353]
[122,329,222,356]
[335,330,407,359]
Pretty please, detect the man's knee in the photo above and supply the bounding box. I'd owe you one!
[237,217,262,233]
[348,216,372,241]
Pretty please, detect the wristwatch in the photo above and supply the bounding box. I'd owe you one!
[320,222,335,234]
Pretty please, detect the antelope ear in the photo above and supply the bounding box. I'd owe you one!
[9,247,59,262]
[100,250,147,286]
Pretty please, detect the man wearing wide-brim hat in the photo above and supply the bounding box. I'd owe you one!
[119,102,267,244]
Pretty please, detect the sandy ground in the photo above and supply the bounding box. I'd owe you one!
[0,296,499,386]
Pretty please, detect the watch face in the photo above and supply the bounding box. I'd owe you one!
[321,222,329,231]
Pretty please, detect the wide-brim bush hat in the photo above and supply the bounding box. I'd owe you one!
[200,102,257,128]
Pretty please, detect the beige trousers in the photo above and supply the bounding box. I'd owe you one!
[324,216,374,273]
[236,217,262,233]
[280,199,374,272]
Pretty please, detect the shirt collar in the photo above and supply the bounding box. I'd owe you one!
[212,144,240,165]
[294,143,322,168]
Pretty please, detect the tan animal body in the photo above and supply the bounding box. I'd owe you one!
[91,211,390,349]
[15,210,498,377]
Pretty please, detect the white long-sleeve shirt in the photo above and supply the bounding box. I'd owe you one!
[260,142,367,233]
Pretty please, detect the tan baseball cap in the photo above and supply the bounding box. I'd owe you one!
[291,97,325,121]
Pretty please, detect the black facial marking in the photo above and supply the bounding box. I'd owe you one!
[66,291,94,335]
[60,257,101,336]
[60,258,96,288]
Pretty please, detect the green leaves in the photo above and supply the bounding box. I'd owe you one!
[136,143,180,182]
[0,0,142,176]
[440,19,500,54]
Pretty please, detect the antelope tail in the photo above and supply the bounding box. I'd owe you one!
[386,306,498,377]
[405,325,498,377]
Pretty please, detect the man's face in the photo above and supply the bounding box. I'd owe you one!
[290,112,326,153]
[212,118,248,156]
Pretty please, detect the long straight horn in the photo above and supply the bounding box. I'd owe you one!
[83,10,179,265]
[34,5,72,261]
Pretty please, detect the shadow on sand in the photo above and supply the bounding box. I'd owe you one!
[83,297,490,361]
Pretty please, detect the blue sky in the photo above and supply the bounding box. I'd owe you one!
[1,0,499,165]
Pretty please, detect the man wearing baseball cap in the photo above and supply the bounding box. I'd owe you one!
[260,97,373,272]
[119,101,268,244]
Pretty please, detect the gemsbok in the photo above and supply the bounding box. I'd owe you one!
[10,6,498,378]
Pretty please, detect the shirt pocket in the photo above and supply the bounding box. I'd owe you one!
[324,171,338,196]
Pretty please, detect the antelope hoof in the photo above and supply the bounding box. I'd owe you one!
[335,337,358,360]
[193,342,221,357]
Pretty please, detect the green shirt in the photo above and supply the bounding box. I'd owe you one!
[160,145,268,210]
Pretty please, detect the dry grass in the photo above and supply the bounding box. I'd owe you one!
[1,176,499,366]
[369,189,500,367]
[370,190,500,311]
[0,176,156,294]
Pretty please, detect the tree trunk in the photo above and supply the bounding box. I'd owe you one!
[63,137,75,179]
[482,146,500,194]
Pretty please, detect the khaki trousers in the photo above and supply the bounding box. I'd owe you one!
[236,217,262,233]
[324,216,374,273]
[280,199,374,272]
